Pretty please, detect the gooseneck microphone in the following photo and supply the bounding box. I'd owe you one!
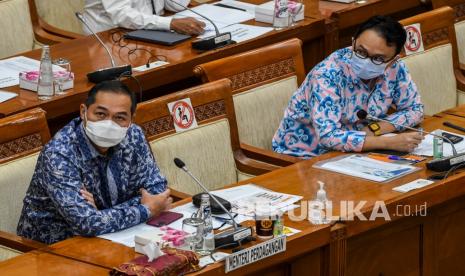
[173,158,252,248]
[75,12,132,83]
[357,110,465,172]
[168,0,234,51]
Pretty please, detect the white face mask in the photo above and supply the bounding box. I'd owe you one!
[350,54,387,80]
[83,110,129,148]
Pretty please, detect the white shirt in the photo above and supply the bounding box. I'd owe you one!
[82,0,190,34]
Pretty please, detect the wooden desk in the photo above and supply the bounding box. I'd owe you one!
[0,250,108,275]
[438,104,465,119]
[4,116,465,275]
[0,15,326,132]
[320,0,431,49]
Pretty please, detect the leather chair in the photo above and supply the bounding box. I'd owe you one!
[134,79,282,197]
[400,6,465,115]
[194,39,304,164]
[432,0,465,70]
[28,0,85,40]
[0,0,67,59]
[0,108,50,261]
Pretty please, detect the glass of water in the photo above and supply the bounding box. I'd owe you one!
[182,218,204,251]
[52,58,71,95]
[288,0,303,26]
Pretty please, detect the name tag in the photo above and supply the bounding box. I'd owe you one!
[225,235,286,273]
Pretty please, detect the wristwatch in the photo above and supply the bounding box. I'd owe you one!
[368,122,382,136]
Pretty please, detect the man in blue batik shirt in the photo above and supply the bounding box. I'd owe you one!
[17,80,172,244]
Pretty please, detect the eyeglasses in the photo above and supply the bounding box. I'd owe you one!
[352,41,396,65]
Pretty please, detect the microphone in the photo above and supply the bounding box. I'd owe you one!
[357,110,465,172]
[173,158,253,248]
[75,12,132,83]
[168,0,234,51]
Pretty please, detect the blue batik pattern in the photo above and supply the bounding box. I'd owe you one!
[17,118,167,244]
[272,47,424,158]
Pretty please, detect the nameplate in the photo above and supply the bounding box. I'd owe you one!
[225,235,286,273]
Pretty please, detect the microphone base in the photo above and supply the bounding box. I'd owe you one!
[214,226,253,249]
[87,64,132,83]
[192,32,234,51]
[426,152,465,172]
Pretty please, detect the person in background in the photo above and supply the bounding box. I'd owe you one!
[83,0,206,35]
[17,80,171,244]
[272,15,424,159]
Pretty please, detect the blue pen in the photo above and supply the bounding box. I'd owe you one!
[388,155,417,163]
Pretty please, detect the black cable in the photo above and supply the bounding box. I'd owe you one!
[109,29,168,69]
[443,162,465,179]
[118,71,143,102]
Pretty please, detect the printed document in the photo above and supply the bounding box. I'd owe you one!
[315,154,419,182]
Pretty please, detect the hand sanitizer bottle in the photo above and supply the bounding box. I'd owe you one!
[433,130,444,159]
[309,181,332,225]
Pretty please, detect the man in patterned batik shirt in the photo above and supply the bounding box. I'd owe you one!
[273,15,425,159]
[17,80,172,244]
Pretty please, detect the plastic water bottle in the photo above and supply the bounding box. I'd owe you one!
[37,45,54,100]
[195,194,215,253]
[273,0,289,29]
[433,130,444,159]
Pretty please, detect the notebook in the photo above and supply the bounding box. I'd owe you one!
[124,30,191,46]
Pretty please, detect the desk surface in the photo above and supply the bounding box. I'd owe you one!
[0,16,325,121]
[1,115,463,275]
[0,250,108,275]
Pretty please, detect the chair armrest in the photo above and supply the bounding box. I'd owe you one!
[39,19,84,40]
[455,69,465,92]
[240,143,302,167]
[233,150,281,176]
[0,231,45,253]
[33,26,70,45]
[170,189,190,202]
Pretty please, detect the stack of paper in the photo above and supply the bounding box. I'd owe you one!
[0,56,62,88]
[315,154,419,182]
[98,184,302,247]
[413,129,465,157]
[173,4,254,33]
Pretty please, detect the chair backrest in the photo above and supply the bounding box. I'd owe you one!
[135,79,244,195]
[32,0,85,35]
[0,0,36,59]
[432,0,465,64]
[194,38,305,151]
[400,6,460,115]
[0,108,50,234]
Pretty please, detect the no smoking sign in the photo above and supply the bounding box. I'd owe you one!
[404,23,424,55]
[167,98,198,133]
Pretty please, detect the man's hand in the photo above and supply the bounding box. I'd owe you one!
[386,132,424,152]
[170,17,206,35]
[80,188,97,209]
[141,188,173,217]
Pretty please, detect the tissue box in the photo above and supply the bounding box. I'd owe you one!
[19,71,74,92]
[135,229,165,254]
[135,227,187,254]
[255,1,304,24]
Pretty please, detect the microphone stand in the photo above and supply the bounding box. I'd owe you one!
[174,158,253,248]
[168,0,234,51]
[360,112,465,172]
[75,12,132,83]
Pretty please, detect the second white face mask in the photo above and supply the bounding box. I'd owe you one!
[350,54,387,80]
[84,112,129,148]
